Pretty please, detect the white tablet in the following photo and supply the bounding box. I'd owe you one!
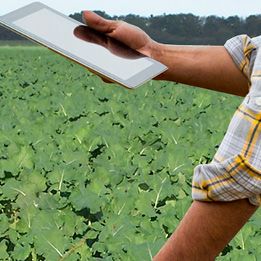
[0,2,168,89]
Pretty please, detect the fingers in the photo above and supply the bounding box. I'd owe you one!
[101,77,113,84]
[82,10,118,34]
[73,25,107,48]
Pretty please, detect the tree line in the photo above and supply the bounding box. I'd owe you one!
[1,12,260,45]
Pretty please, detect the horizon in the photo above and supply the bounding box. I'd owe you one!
[70,10,261,19]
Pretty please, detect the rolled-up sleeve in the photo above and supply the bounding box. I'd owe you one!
[192,35,261,207]
[224,34,257,81]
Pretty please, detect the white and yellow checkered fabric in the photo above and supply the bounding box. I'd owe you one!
[192,34,261,206]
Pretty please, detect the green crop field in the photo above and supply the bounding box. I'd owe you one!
[0,46,260,260]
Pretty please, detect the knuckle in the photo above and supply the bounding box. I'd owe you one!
[116,20,125,27]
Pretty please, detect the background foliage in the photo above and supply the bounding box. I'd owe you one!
[0,47,260,260]
[1,12,261,45]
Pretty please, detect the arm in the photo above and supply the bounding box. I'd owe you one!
[83,11,248,96]
[153,199,258,260]
[150,44,249,96]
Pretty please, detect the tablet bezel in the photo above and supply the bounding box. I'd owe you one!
[0,2,168,89]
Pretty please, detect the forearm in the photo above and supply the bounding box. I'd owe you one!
[154,199,259,261]
[150,43,249,96]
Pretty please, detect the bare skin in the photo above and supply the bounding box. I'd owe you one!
[153,200,258,261]
[82,11,249,96]
[83,11,259,260]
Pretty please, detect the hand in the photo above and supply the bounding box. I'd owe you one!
[74,25,145,83]
[81,11,158,83]
[79,11,156,83]
[74,25,143,60]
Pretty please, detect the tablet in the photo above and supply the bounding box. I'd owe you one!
[0,2,168,89]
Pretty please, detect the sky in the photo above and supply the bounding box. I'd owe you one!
[1,0,261,18]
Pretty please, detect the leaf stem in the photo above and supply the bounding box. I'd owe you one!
[59,103,67,117]
[147,244,153,261]
[47,240,63,257]
[154,177,167,209]
[173,164,185,173]
[18,151,28,168]
[58,170,64,192]
[75,135,82,144]
[171,135,178,144]
[11,187,26,196]
[112,225,124,237]
[240,231,245,250]
[118,203,126,215]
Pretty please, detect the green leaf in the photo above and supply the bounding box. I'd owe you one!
[30,211,70,260]
[70,184,103,213]
[16,146,34,170]
[0,214,9,234]
[1,178,23,200]
[0,240,9,259]
[135,192,156,217]
[12,244,31,260]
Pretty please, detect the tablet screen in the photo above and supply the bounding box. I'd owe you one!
[13,8,153,80]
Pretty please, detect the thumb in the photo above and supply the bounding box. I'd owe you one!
[82,11,117,34]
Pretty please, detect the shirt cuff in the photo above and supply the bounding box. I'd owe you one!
[192,154,261,207]
[224,34,257,81]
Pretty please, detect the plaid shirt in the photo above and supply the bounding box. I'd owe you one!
[192,34,261,206]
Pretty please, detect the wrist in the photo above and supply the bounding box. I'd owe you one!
[139,40,168,81]
[149,41,167,80]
